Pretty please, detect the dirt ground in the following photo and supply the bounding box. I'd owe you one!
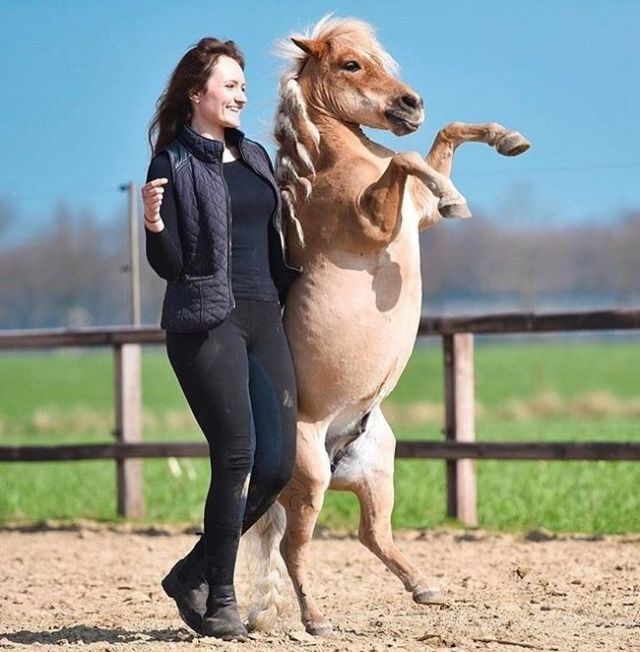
[0,525,638,652]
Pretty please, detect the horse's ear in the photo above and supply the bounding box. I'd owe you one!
[291,37,319,57]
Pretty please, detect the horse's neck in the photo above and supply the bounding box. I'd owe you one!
[311,114,392,168]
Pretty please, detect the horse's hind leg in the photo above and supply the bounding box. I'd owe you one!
[426,121,531,177]
[334,407,441,604]
[279,419,333,636]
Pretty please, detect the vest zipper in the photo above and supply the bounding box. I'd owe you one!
[220,163,235,312]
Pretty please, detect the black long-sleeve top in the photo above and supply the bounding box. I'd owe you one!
[145,152,279,301]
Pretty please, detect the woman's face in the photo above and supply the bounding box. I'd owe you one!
[192,55,247,129]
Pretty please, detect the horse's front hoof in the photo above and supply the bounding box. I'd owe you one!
[304,620,334,637]
[438,196,472,220]
[413,586,444,605]
[496,131,531,157]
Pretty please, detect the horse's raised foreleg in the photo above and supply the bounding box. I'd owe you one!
[279,419,333,636]
[426,121,530,178]
[412,122,531,229]
[357,152,471,244]
[332,407,441,604]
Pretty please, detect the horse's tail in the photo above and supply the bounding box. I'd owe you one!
[244,502,289,631]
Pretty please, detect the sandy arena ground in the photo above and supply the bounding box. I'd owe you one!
[0,525,638,651]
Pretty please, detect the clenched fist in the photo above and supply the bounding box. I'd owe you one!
[141,178,168,232]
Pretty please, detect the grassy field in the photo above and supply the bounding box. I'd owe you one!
[0,338,638,533]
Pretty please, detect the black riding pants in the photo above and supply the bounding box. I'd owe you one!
[166,299,297,586]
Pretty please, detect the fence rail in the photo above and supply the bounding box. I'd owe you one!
[1,308,639,525]
[419,308,640,335]
[2,441,639,463]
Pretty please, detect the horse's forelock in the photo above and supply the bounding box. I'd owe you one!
[275,15,399,76]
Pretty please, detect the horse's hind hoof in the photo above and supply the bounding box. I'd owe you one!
[438,196,472,220]
[305,620,334,637]
[413,587,444,605]
[496,131,531,157]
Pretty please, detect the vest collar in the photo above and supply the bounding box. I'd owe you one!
[178,124,245,163]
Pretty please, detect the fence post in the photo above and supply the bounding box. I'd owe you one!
[443,333,477,526]
[114,342,145,517]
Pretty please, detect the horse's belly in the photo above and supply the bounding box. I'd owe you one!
[285,267,422,419]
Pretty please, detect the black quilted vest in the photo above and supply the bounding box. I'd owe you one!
[160,124,298,332]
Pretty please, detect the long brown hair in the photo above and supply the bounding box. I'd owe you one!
[148,37,245,156]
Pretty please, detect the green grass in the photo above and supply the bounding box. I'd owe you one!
[1,340,639,532]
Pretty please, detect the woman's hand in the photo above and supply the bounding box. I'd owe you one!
[141,178,168,232]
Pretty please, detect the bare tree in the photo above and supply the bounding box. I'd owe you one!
[1,199,638,329]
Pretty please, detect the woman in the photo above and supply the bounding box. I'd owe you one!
[141,37,298,640]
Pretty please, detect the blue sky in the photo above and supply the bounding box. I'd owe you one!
[1,0,639,241]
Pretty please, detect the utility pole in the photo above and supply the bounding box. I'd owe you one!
[119,181,141,325]
[115,181,144,517]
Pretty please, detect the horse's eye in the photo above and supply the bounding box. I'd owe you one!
[341,60,361,72]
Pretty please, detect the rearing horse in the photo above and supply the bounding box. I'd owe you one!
[247,16,530,635]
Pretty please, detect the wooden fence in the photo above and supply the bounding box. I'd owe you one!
[1,309,640,526]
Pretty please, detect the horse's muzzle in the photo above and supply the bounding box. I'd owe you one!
[384,109,424,136]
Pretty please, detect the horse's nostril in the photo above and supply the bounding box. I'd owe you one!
[400,94,421,110]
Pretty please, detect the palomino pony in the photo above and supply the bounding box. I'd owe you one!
[247,16,530,635]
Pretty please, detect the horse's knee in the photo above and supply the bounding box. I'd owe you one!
[290,456,331,500]
[285,425,332,515]
[282,482,326,516]
[440,121,464,139]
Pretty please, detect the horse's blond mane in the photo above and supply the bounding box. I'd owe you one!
[274,16,398,246]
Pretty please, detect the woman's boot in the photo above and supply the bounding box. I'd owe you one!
[202,584,248,640]
[161,537,208,635]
